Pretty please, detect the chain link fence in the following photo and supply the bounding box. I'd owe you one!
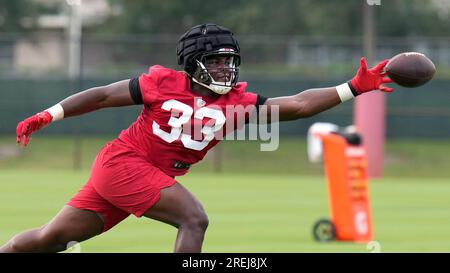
[1,32,450,78]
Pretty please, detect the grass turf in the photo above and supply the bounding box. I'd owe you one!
[1,136,450,178]
[0,136,449,252]
[0,170,449,253]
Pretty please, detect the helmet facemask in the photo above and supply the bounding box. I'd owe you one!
[192,50,240,95]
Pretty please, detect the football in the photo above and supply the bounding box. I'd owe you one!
[385,52,436,87]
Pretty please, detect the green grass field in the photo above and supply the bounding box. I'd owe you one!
[0,136,449,252]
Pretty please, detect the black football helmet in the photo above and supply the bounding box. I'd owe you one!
[177,23,241,94]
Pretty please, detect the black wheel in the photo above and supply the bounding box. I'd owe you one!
[312,219,336,242]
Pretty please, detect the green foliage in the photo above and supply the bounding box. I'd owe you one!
[378,0,450,37]
[0,0,39,31]
[103,0,363,35]
[3,0,450,36]
[102,0,450,37]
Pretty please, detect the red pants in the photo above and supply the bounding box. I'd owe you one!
[67,139,176,232]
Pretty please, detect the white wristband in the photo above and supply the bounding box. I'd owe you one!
[336,83,355,102]
[46,103,65,122]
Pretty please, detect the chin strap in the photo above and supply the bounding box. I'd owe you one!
[191,76,232,95]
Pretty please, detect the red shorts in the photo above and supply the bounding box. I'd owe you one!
[67,139,177,232]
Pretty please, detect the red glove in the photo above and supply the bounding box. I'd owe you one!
[16,111,53,146]
[349,57,394,95]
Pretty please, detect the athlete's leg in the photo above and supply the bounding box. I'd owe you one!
[0,205,103,253]
[143,182,209,253]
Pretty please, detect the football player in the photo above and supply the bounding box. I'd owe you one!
[0,23,393,253]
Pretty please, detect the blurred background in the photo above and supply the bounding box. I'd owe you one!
[0,0,449,252]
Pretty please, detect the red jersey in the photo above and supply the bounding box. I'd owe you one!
[118,65,261,176]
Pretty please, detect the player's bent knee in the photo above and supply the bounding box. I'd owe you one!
[182,210,209,232]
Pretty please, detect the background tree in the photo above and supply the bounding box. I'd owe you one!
[102,0,450,37]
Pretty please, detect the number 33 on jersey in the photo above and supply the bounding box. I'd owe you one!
[152,99,226,151]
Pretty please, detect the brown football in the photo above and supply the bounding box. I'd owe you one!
[385,52,436,88]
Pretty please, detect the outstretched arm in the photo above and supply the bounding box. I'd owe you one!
[264,87,341,121]
[60,79,134,118]
[16,79,135,146]
[263,58,393,122]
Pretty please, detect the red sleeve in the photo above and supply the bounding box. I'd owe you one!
[138,65,163,105]
[234,82,258,107]
[240,91,258,106]
[232,82,266,125]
